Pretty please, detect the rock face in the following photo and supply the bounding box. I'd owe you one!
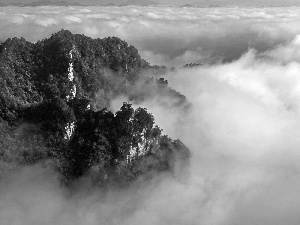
[66,45,76,101]
[0,30,190,188]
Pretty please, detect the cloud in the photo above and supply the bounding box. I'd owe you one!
[2,5,300,225]
[104,38,300,225]
[163,45,300,225]
[2,6,300,66]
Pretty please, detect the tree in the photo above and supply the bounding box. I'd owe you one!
[0,30,191,189]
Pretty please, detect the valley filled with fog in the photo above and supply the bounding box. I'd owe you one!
[1,5,300,225]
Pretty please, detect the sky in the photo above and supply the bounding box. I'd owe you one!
[2,4,300,225]
[2,0,300,6]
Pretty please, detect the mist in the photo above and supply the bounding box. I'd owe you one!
[2,5,300,225]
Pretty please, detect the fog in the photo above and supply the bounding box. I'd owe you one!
[2,5,300,225]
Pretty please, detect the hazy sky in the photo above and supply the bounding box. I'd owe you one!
[2,0,300,6]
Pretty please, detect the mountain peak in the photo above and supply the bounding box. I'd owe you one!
[4,0,84,7]
[51,29,75,39]
[120,0,159,6]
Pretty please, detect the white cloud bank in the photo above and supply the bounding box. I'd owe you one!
[2,5,300,225]
[2,6,300,66]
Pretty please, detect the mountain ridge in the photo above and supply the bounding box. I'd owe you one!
[0,0,159,7]
[0,30,190,188]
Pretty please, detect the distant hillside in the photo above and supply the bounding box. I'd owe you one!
[0,0,83,7]
[191,0,300,7]
[26,0,82,6]
[179,4,194,7]
[120,0,159,6]
[102,2,117,6]
[0,0,160,7]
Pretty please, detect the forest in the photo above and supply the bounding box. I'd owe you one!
[0,30,190,189]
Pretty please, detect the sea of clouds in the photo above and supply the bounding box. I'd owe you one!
[2,5,300,225]
[2,6,300,66]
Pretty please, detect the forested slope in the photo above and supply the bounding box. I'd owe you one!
[0,30,190,188]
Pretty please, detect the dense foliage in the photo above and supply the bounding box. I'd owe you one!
[0,30,190,188]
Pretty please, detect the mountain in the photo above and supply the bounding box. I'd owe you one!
[10,3,24,6]
[22,0,83,7]
[119,0,159,6]
[0,29,149,119]
[0,0,160,7]
[102,2,118,6]
[183,63,205,68]
[0,30,190,188]
[179,4,194,7]
[191,0,300,7]
[26,0,55,6]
